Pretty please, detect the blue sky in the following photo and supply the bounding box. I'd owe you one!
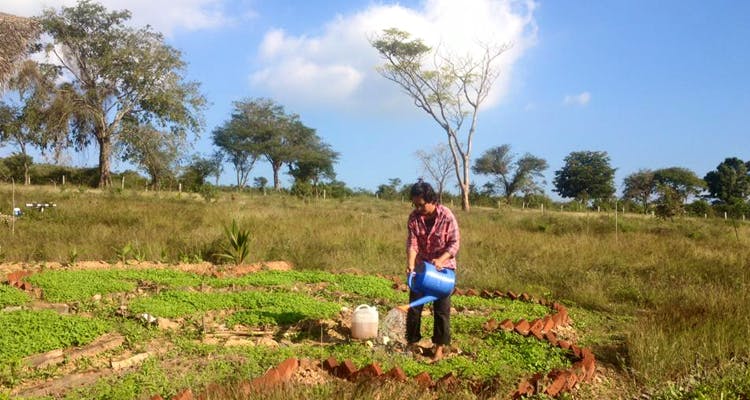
[4,0,750,195]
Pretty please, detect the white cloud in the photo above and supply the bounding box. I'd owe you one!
[1,0,234,36]
[563,92,591,106]
[250,0,538,111]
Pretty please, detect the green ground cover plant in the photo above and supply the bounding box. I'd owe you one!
[0,286,30,308]
[26,269,205,302]
[128,290,340,325]
[0,310,110,362]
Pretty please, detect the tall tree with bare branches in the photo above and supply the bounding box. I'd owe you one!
[371,28,510,211]
[415,143,454,202]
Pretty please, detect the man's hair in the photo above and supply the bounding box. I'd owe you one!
[410,179,438,203]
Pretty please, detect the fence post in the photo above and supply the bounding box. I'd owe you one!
[62,175,66,185]
[541,204,544,214]
[724,212,728,220]
[121,176,125,190]
[178,183,182,193]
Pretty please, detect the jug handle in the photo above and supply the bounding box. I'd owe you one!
[355,304,371,311]
[407,272,415,290]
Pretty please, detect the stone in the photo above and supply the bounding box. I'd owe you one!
[542,316,556,332]
[111,352,152,370]
[480,289,492,298]
[558,340,571,350]
[157,318,180,330]
[465,289,477,296]
[520,293,531,302]
[544,331,558,346]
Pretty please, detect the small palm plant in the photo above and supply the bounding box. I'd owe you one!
[215,219,251,265]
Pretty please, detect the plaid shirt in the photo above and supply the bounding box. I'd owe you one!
[406,204,460,269]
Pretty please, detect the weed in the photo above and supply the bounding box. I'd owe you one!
[214,219,251,265]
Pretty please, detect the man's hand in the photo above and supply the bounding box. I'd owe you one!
[431,258,444,271]
[406,265,415,275]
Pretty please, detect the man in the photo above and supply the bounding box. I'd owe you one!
[405,180,460,361]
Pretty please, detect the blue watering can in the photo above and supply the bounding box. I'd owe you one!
[399,261,456,310]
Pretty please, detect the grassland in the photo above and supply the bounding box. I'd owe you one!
[1,183,750,399]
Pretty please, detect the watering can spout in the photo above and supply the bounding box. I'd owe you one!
[408,295,438,309]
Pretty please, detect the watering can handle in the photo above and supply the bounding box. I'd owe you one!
[407,272,415,290]
[354,304,371,311]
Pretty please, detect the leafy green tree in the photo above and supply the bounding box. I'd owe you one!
[704,157,750,207]
[117,122,183,189]
[37,0,206,188]
[371,28,511,211]
[553,151,616,205]
[653,167,705,204]
[622,169,655,213]
[654,185,682,220]
[376,178,402,200]
[253,176,268,191]
[288,132,339,192]
[0,153,33,183]
[472,144,548,204]
[180,155,221,192]
[212,103,263,190]
[0,61,63,185]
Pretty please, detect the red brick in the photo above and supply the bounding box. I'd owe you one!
[544,332,558,346]
[514,319,530,336]
[197,383,226,400]
[565,371,579,390]
[582,354,596,381]
[20,282,32,291]
[392,282,400,289]
[482,318,498,332]
[322,356,339,372]
[499,319,514,331]
[558,340,571,350]
[571,345,582,359]
[552,302,564,311]
[172,389,194,400]
[493,290,505,298]
[542,317,556,333]
[507,291,519,300]
[544,372,568,397]
[236,379,253,396]
[414,371,432,387]
[530,326,544,341]
[336,359,357,379]
[150,396,165,400]
[275,358,299,382]
[516,379,535,396]
[453,288,464,296]
[529,319,544,332]
[480,289,492,298]
[520,293,531,302]
[385,366,407,381]
[356,362,383,379]
[582,347,595,362]
[435,372,458,390]
[465,288,477,296]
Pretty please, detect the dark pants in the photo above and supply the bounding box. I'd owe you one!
[406,289,451,346]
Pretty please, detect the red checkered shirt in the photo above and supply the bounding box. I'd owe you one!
[406,204,460,269]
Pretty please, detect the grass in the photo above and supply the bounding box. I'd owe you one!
[1,184,750,398]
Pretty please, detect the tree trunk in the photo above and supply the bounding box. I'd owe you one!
[23,160,30,186]
[272,161,282,190]
[461,154,471,211]
[97,133,112,188]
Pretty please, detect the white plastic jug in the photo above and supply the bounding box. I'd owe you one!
[351,304,379,339]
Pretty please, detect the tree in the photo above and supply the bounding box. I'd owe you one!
[0,61,63,185]
[180,154,220,192]
[553,151,616,204]
[226,98,306,190]
[371,28,511,211]
[622,169,655,213]
[704,157,750,206]
[288,133,339,192]
[415,143,454,202]
[117,122,183,189]
[472,144,548,204]
[653,167,705,205]
[37,0,205,188]
[253,176,268,191]
[212,103,264,190]
[376,178,402,200]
